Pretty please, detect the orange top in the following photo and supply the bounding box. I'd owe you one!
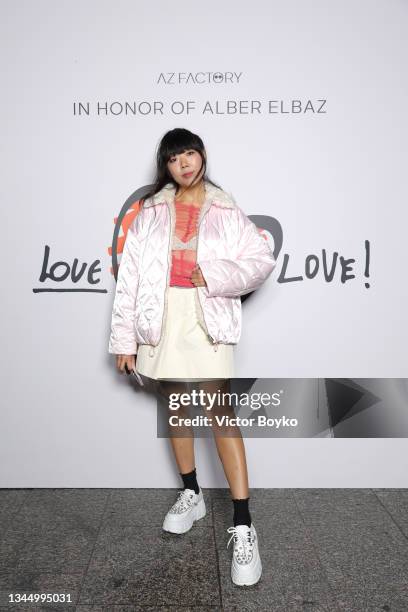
[169,200,201,287]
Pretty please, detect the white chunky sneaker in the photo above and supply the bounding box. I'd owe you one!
[162,487,206,534]
[227,523,262,586]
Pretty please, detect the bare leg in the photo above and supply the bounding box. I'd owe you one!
[214,434,249,499]
[157,379,195,474]
[169,436,195,474]
[197,379,249,499]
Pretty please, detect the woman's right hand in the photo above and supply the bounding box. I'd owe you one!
[116,354,136,374]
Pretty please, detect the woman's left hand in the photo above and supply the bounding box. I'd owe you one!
[191,265,207,287]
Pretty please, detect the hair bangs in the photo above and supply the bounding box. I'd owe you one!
[160,128,204,163]
[140,127,222,204]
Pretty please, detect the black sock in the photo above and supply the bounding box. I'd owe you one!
[232,497,252,528]
[180,467,200,494]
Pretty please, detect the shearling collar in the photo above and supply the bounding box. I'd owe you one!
[144,180,235,209]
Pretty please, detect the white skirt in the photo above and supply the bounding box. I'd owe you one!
[136,287,234,381]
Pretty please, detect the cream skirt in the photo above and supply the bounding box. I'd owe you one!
[136,287,234,381]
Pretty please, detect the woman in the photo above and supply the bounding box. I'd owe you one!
[109,127,276,586]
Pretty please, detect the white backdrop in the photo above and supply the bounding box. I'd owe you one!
[1,0,407,486]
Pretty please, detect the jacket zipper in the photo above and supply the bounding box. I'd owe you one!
[196,202,218,349]
[155,195,219,352]
[154,201,174,349]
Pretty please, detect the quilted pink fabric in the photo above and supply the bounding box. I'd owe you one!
[108,181,276,354]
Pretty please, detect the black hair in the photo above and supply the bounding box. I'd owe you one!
[141,127,222,204]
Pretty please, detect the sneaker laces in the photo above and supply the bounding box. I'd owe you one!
[170,489,196,514]
[227,526,254,564]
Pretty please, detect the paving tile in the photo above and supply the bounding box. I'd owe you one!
[104,488,213,528]
[335,583,408,612]
[212,490,339,611]
[77,522,221,608]
[293,490,408,595]
[0,527,96,577]
[1,488,407,611]
[0,490,28,540]
[0,490,109,579]
[14,490,109,531]
[372,489,407,492]
[293,489,384,527]
[372,489,408,538]
[75,607,220,611]
[75,607,221,611]
[0,571,82,610]
[0,490,109,609]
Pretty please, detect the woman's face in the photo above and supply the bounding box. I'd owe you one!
[166,149,204,187]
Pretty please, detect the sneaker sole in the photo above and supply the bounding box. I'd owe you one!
[231,555,262,586]
[162,497,206,534]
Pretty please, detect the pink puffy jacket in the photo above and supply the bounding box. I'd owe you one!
[108,180,276,355]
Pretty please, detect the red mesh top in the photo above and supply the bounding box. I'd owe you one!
[169,200,201,287]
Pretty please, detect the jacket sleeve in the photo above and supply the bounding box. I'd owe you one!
[198,207,276,298]
[108,208,145,355]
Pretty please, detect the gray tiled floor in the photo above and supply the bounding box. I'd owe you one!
[1,489,408,611]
